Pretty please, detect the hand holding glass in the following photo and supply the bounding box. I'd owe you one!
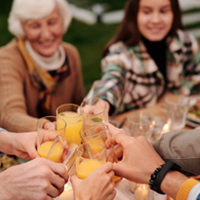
[80,98,108,129]
[80,124,122,183]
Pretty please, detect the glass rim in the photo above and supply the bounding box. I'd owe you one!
[56,103,83,117]
[80,98,107,115]
[37,115,67,131]
[127,113,154,126]
[165,95,189,106]
[79,123,108,139]
[75,142,107,159]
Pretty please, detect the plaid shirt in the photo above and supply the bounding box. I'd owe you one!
[87,30,200,115]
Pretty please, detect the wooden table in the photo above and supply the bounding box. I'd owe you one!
[110,102,193,131]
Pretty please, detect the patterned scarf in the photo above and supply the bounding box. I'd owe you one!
[18,39,70,116]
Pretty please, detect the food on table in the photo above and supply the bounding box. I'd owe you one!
[188,99,200,119]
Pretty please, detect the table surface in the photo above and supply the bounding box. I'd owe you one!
[110,102,193,131]
[56,178,167,200]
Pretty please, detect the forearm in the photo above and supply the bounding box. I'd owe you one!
[1,112,38,132]
[0,174,11,200]
[160,171,188,199]
[152,129,200,175]
[0,131,17,155]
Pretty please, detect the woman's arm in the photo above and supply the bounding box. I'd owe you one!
[0,42,39,132]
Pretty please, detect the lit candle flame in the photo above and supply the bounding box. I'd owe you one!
[161,119,171,134]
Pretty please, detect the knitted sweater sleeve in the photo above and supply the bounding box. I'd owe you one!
[0,41,38,132]
[176,178,199,200]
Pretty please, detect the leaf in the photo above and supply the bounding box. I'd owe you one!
[91,117,103,122]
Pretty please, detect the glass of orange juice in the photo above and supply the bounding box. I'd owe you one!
[56,104,83,145]
[45,136,78,172]
[37,116,66,163]
[75,143,107,179]
[80,123,122,184]
[80,98,108,130]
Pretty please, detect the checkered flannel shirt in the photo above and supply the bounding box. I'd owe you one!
[86,29,200,115]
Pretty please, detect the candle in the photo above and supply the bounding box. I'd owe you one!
[57,184,73,200]
[135,184,149,200]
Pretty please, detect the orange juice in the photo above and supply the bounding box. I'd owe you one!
[77,159,103,179]
[38,141,63,163]
[84,138,104,154]
[57,111,83,145]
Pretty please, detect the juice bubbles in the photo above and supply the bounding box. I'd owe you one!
[38,141,63,163]
[57,111,83,145]
[77,159,102,179]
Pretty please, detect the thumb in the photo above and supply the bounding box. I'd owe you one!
[113,162,125,177]
[71,175,81,187]
[27,147,38,159]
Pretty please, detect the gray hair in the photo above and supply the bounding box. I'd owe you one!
[8,0,72,38]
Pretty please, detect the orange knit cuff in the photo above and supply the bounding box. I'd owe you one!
[176,178,199,200]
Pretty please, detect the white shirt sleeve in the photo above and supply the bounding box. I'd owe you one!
[187,183,200,200]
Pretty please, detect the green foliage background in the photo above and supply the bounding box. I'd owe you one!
[0,1,200,93]
[0,0,121,93]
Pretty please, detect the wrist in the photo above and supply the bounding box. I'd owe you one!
[0,131,13,154]
[0,172,11,200]
[149,161,181,194]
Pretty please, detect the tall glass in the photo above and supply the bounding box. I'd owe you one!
[75,143,107,179]
[165,95,189,130]
[80,124,122,184]
[56,104,83,145]
[45,136,78,172]
[37,116,66,163]
[127,112,154,142]
[80,98,108,129]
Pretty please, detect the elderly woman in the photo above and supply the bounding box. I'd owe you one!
[0,0,85,132]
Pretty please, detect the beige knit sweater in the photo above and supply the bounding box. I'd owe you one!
[0,39,85,132]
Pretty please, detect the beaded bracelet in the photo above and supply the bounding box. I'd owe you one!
[149,161,181,194]
[149,164,165,194]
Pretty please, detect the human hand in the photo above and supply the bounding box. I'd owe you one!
[80,99,110,122]
[71,162,116,200]
[0,157,68,200]
[10,131,57,160]
[105,134,165,184]
[104,122,128,159]
[44,122,57,130]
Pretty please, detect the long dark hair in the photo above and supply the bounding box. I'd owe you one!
[103,0,183,57]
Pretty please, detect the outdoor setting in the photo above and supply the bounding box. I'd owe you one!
[1,0,200,200]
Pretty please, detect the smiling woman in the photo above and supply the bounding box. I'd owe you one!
[0,0,85,132]
[85,0,200,118]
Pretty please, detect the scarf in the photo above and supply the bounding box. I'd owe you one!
[18,39,70,116]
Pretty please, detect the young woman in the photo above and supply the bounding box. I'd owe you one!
[86,0,200,116]
[0,0,85,132]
